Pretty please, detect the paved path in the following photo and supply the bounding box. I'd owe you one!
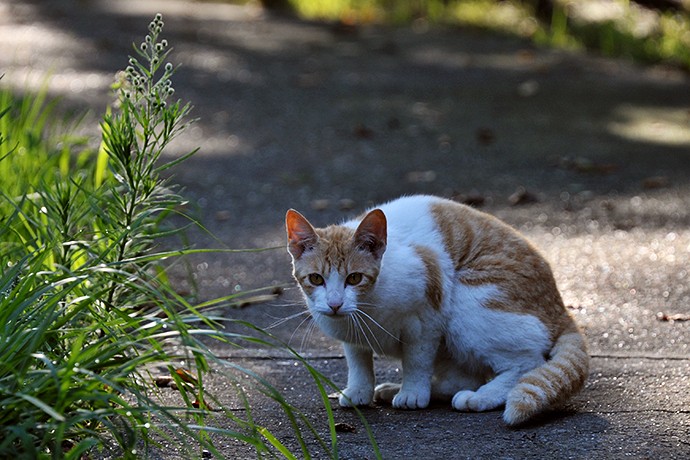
[2,0,689,457]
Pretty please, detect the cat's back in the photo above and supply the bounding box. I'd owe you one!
[351,195,509,245]
[357,195,562,309]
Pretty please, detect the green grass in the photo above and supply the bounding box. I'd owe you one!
[0,14,380,459]
[0,82,91,203]
[283,0,690,71]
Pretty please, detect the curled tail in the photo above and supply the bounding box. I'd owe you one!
[503,324,590,426]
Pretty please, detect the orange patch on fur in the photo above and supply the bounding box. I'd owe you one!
[413,245,443,310]
[430,200,577,340]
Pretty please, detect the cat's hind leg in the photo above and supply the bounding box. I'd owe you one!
[374,363,483,405]
[373,382,400,404]
[452,357,544,412]
[431,363,485,401]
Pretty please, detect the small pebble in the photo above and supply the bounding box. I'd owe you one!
[509,187,539,206]
[310,199,330,211]
[215,210,231,221]
[517,79,539,97]
[338,198,356,211]
[406,170,436,183]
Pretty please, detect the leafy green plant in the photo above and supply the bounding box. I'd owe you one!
[0,14,380,459]
[0,82,91,219]
[280,0,690,71]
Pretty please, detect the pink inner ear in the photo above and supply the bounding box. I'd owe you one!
[286,209,317,258]
[354,209,387,259]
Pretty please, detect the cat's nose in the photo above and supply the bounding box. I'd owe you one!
[327,300,343,313]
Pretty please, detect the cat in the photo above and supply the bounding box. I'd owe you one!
[285,195,589,426]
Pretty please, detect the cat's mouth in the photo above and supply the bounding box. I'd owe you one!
[321,309,349,318]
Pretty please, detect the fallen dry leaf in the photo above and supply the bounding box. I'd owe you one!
[192,397,213,410]
[175,368,198,385]
[559,156,618,175]
[354,122,374,139]
[509,187,539,206]
[154,376,174,388]
[233,293,281,309]
[642,176,670,190]
[656,312,690,323]
[475,127,495,146]
[334,422,357,433]
[453,191,486,208]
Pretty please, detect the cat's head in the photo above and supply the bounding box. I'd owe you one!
[285,208,387,318]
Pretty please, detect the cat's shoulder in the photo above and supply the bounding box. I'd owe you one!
[369,195,445,229]
[374,194,446,216]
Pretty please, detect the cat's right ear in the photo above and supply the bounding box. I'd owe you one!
[285,209,318,259]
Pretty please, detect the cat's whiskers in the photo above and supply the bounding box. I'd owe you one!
[355,308,400,344]
[266,309,310,330]
[349,313,383,356]
[289,313,314,347]
[345,315,358,346]
[353,311,388,357]
[355,301,381,309]
[298,317,319,353]
[345,314,361,347]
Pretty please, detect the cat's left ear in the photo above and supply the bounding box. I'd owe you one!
[354,209,387,260]
[286,209,319,259]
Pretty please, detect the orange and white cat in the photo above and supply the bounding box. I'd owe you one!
[285,195,588,425]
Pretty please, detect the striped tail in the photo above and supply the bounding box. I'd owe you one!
[503,324,590,426]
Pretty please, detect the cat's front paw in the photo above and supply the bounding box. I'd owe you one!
[391,388,430,410]
[338,387,374,407]
[452,390,504,412]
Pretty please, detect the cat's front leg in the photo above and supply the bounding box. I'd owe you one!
[339,343,375,407]
[392,335,438,409]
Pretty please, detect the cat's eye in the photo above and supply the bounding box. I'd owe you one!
[345,273,363,286]
[308,273,325,286]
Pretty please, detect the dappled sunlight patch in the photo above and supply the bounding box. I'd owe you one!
[608,105,690,147]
